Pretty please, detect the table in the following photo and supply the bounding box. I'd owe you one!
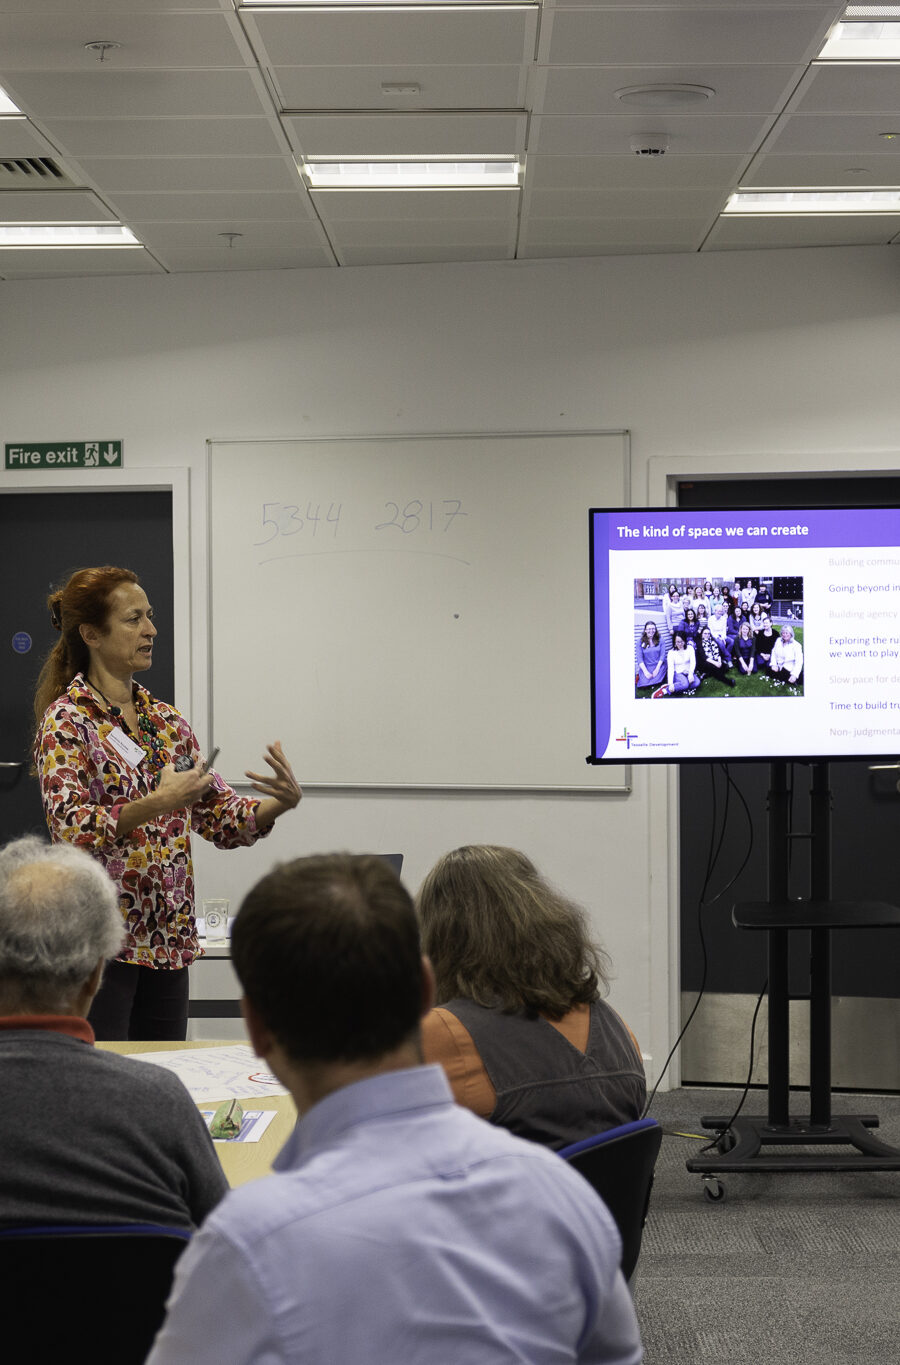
[98,1041,296,1187]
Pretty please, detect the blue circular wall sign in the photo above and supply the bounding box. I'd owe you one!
[12,631,32,654]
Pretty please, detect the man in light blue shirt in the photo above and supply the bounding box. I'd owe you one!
[147,853,643,1365]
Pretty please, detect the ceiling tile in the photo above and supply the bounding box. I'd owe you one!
[312,187,519,223]
[763,112,900,156]
[110,191,315,224]
[705,213,900,248]
[744,151,900,185]
[73,155,301,194]
[337,242,511,265]
[0,188,115,220]
[544,7,836,67]
[530,113,771,156]
[0,12,244,70]
[0,246,165,279]
[526,152,746,190]
[538,63,802,116]
[40,117,283,159]
[274,63,525,112]
[247,8,536,69]
[286,112,526,158]
[0,70,265,119]
[791,63,900,116]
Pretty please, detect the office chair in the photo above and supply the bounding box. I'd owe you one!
[558,1117,662,1282]
[0,1223,191,1364]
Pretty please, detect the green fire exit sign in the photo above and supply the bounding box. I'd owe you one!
[5,440,124,470]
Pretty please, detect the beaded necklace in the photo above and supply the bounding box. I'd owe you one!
[87,677,166,786]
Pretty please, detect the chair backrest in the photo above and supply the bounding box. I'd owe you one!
[0,1224,190,1364]
[558,1118,662,1281]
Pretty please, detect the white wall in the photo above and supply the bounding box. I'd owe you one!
[3,244,899,1084]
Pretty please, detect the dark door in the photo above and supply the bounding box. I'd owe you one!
[0,491,173,845]
[678,476,900,1087]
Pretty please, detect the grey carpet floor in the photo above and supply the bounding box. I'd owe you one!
[634,1088,900,1364]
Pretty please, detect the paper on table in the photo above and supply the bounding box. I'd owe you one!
[128,1044,288,1102]
[200,1109,277,1144]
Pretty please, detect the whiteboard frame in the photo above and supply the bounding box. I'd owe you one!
[207,431,632,794]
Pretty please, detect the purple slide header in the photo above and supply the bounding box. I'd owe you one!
[595,507,900,552]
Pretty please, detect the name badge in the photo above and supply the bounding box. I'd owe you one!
[107,726,146,770]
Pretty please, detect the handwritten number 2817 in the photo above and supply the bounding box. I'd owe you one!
[375,500,465,533]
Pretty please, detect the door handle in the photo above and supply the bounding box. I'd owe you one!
[0,761,25,769]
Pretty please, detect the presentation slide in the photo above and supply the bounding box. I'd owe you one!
[589,507,900,763]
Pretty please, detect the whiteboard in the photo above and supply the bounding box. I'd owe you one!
[208,433,629,790]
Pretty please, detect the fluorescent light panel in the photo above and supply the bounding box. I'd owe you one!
[820,7,900,59]
[241,2,533,9]
[725,189,900,213]
[0,86,23,116]
[0,223,141,247]
[303,158,520,189]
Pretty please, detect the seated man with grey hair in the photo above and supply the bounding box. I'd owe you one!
[0,835,227,1230]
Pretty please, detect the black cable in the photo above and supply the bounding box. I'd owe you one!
[697,975,768,1153]
[642,762,754,1116]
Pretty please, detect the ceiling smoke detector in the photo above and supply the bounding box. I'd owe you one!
[630,135,669,157]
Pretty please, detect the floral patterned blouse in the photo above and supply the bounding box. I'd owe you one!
[34,673,270,970]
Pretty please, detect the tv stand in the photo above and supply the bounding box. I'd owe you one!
[686,761,900,1195]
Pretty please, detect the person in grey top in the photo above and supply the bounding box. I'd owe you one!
[0,835,227,1230]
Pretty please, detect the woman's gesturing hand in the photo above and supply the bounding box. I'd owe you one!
[246,741,302,821]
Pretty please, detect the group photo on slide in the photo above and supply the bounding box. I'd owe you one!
[632,576,805,700]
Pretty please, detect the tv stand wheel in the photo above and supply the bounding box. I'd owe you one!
[702,1177,725,1202]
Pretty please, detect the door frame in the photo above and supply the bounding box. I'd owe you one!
[1,466,191,720]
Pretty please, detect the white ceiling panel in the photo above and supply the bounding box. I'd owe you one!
[274,64,525,112]
[313,188,519,223]
[538,63,803,116]
[0,70,266,119]
[521,216,706,247]
[527,186,726,218]
[0,246,164,279]
[337,242,511,265]
[744,152,900,186]
[0,1,226,12]
[530,113,771,156]
[762,113,900,157]
[73,155,301,194]
[792,63,900,116]
[145,245,333,272]
[0,115,60,159]
[111,191,316,224]
[0,12,243,70]
[0,188,115,221]
[705,213,900,248]
[330,219,514,248]
[134,218,327,252]
[544,8,836,67]
[526,153,746,190]
[246,8,537,69]
[286,112,526,158]
[40,117,283,159]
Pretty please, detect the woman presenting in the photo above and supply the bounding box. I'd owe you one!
[33,565,302,1041]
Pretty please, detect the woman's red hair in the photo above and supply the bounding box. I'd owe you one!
[33,565,140,723]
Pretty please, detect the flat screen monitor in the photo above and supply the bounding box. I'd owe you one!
[589,505,900,764]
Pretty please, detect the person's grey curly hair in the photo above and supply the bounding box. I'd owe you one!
[0,836,123,1012]
[417,844,610,1019]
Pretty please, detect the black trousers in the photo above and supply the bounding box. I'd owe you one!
[88,960,191,1041]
